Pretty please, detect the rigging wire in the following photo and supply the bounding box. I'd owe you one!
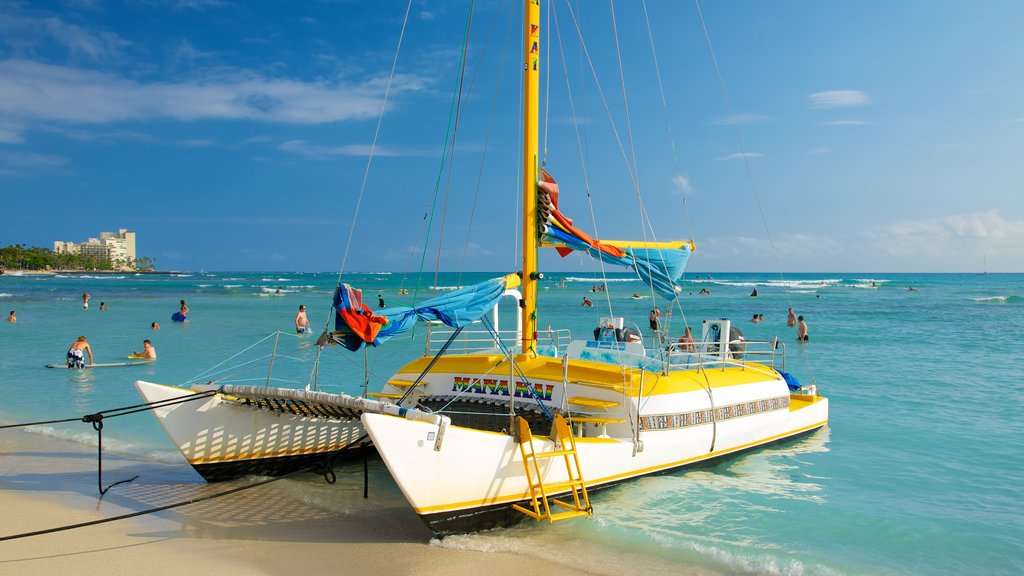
[542,0,552,166]
[693,0,817,382]
[640,0,694,336]
[431,1,476,295]
[551,1,615,320]
[459,0,514,287]
[607,0,662,333]
[330,0,413,300]
[412,2,478,303]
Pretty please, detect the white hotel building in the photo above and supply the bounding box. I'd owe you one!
[54,228,137,269]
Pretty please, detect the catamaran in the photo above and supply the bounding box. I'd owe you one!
[136,0,828,533]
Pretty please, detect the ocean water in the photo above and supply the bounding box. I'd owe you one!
[1,271,1021,575]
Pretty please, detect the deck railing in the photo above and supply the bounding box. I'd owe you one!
[662,337,786,372]
[425,326,572,356]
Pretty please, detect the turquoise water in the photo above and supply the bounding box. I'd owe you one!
[1,271,1021,575]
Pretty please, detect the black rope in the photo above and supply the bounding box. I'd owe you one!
[0,390,218,431]
[0,446,358,542]
[363,444,369,499]
[0,473,288,542]
[2,390,220,496]
[80,414,140,495]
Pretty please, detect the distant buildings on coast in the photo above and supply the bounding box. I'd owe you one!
[54,228,137,270]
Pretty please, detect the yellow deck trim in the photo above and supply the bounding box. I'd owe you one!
[568,416,626,424]
[387,379,424,388]
[392,354,778,397]
[568,396,619,408]
[368,392,403,399]
[412,419,828,514]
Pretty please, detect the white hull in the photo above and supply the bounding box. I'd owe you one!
[362,368,828,534]
[136,380,367,481]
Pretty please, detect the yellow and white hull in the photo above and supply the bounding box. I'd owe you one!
[361,354,828,534]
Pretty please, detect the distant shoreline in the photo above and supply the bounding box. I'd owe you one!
[1,269,181,276]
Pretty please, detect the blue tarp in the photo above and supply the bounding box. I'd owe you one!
[333,275,516,351]
[542,225,691,301]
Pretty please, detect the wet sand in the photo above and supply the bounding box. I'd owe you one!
[1,430,601,576]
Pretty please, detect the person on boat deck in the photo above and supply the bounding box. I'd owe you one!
[67,336,93,368]
[131,339,157,360]
[797,316,809,342]
[179,299,189,318]
[648,306,661,331]
[6,310,15,323]
[580,296,593,307]
[678,326,695,352]
[295,304,311,333]
[151,322,160,330]
[787,307,797,327]
[82,292,90,310]
[750,288,758,297]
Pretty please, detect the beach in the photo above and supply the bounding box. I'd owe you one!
[1,429,618,576]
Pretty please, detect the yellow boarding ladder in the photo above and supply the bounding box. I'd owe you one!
[511,414,593,522]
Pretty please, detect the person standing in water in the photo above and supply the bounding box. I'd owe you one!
[797,316,809,342]
[6,310,15,323]
[82,292,90,310]
[377,294,385,309]
[179,299,189,318]
[295,305,311,333]
[67,336,93,368]
[787,307,797,327]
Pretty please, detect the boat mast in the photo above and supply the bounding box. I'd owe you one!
[520,0,540,354]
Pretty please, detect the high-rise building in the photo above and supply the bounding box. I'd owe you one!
[54,228,137,269]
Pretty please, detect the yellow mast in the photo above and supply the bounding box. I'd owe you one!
[520,0,540,355]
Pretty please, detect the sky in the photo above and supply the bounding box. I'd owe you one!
[1,0,1022,273]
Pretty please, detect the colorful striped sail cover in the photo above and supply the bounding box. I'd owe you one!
[538,170,693,300]
[332,274,520,351]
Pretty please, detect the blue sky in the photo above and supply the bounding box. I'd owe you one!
[1,0,1021,273]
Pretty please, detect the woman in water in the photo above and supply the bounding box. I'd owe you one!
[179,299,189,318]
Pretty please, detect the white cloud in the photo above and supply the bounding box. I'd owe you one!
[0,150,68,173]
[672,175,693,195]
[0,59,429,126]
[43,17,131,60]
[871,210,1024,241]
[716,152,763,161]
[806,147,831,155]
[0,124,24,144]
[279,139,408,159]
[807,90,870,108]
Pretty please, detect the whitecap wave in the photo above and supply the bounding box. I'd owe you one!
[0,292,12,298]
[564,276,637,283]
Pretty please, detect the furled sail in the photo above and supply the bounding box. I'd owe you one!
[537,170,694,300]
[331,274,521,351]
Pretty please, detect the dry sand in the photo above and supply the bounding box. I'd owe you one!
[1,431,602,576]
